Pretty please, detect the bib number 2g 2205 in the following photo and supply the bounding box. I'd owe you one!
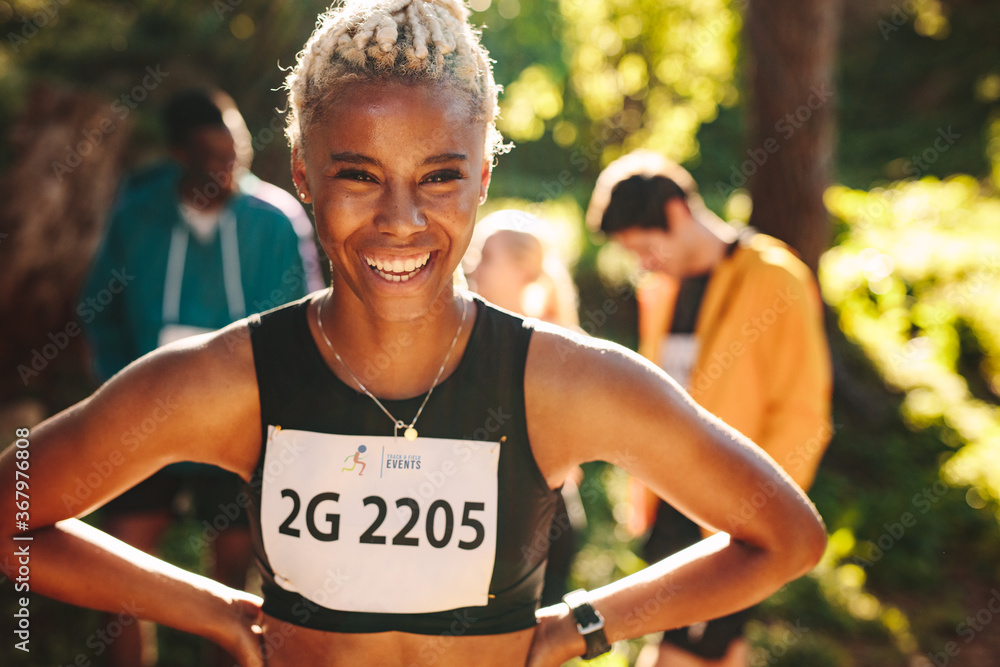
[277,490,486,550]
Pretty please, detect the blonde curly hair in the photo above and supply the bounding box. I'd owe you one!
[284,0,506,158]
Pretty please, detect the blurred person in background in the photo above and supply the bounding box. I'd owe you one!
[464,209,585,606]
[464,209,580,329]
[80,88,308,666]
[107,88,325,299]
[587,150,832,667]
[214,90,325,294]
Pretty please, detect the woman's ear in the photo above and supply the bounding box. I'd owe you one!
[479,158,492,205]
[291,147,312,204]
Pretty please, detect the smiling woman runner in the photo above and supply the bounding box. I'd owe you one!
[0,2,827,666]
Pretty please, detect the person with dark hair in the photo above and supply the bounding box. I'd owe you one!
[3,5,826,667]
[79,88,307,666]
[587,150,833,667]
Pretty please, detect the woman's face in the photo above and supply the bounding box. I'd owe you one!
[293,80,491,321]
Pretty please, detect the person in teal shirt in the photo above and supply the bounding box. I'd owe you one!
[79,89,307,667]
[82,126,308,378]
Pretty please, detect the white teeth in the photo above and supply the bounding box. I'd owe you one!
[363,252,431,283]
[373,267,419,282]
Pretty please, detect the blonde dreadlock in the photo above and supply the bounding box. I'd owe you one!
[285,0,505,157]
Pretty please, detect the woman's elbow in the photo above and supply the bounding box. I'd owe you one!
[786,509,828,578]
[742,495,828,581]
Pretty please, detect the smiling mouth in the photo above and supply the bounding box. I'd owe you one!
[364,252,432,282]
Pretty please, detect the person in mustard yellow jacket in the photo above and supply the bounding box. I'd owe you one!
[586,150,832,667]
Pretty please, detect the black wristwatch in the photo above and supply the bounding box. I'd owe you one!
[562,589,612,660]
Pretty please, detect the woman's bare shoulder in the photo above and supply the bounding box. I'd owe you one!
[525,321,671,399]
[523,321,697,481]
[68,319,261,478]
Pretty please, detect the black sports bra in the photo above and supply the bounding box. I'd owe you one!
[245,296,559,634]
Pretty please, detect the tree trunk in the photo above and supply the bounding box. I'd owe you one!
[745,0,841,272]
[0,84,131,404]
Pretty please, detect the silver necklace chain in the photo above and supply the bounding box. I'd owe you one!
[315,292,468,441]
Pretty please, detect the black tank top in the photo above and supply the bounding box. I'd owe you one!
[246,296,559,634]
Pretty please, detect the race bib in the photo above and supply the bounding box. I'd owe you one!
[260,426,501,614]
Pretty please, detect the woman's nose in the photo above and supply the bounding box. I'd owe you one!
[374,184,425,236]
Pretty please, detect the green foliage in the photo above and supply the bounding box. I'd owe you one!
[556,0,738,161]
[477,0,739,206]
[812,176,1000,663]
[823,176,1000,501]
[0,0,329,185]
[836,2,1000,188]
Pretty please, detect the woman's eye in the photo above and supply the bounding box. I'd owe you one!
[423,169,465,184]
[336,169,376,183]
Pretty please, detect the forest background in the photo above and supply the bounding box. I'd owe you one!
[1,0,999,665]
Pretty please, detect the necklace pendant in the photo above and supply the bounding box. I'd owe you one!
[403,427,418,441]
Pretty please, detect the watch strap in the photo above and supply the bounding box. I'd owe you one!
[562,589,612,660]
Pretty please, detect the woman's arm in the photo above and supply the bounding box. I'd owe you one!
[0,322,265,665]
[524,325,827,665]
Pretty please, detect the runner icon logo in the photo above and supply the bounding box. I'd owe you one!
[342,445,367,476]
